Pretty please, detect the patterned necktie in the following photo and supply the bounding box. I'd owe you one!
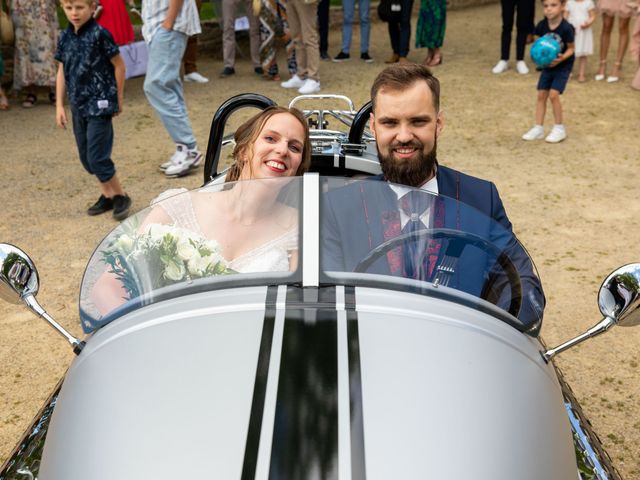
[399,191,431,279]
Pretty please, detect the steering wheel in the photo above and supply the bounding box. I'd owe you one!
[353,228,523,317]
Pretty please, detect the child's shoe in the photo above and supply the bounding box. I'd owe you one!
[492,60,509,74]
[113,194,132,221]
[545,125,567,143]
[87,195,113,216]
[522,125,545,141]
[516,61,529,75]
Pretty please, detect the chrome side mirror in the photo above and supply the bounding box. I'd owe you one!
[598,263,640,327]
[0,243,84,354]
[543,263,640,362]
[0,244,40,304]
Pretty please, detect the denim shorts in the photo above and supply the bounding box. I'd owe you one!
[537,66,571,94]
[71,108,115,183]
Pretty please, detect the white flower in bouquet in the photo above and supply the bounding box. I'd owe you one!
[187,253,209,276]
[115,233,134,253]
[102,223,235,300]
[176,239,198,261]
[164,259,187,282]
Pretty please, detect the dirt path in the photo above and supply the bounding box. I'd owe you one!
[1,3,639,477]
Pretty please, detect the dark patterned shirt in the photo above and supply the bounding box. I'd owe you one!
[55,18,120,117]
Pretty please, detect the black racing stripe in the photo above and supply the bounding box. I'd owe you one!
[241,285,279,480]
[345,286,367,480]
[269,286,339,480]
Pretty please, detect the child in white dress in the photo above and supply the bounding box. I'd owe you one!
[565,0,597,81]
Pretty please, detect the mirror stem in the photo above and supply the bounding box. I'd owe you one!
[22,294,85,355]
[542,316,616,363]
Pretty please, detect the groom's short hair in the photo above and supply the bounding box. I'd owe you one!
[370,64,441,113]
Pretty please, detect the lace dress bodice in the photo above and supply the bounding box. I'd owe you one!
[152,189,297,273]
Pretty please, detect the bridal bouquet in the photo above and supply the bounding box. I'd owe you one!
[101,223,235,299]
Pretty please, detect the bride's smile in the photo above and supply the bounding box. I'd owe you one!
[242,112,306,179]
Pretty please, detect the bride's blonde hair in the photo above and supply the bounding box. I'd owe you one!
[226,106,311,182]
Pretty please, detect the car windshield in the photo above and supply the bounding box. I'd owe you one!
[320,177,544,334]
[79,177,303,332]
[80,175,543,334]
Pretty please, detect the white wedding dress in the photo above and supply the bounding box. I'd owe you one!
[153,189,297,273]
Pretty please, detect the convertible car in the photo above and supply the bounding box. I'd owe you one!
[1,94,638,480]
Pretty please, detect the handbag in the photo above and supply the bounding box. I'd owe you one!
[377,0,403,23]
[120,41,148,79]
[0,10,14,46]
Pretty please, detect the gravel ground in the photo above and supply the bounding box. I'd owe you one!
[1,3,639,477]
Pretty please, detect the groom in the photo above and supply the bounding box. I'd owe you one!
[322,63,545,334]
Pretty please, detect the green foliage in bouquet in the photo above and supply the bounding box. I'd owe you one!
[101,222,235,300]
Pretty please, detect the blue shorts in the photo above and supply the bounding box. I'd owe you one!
[537,66,571,93]
[71,107,115,183]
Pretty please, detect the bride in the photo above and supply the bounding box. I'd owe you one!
[91,106,311,315]
[140,105,311,273]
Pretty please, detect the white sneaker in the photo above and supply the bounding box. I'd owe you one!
[522,126,545,141]
[280,74,305,89]
[492,60,509,74]
[298,78,321,94]
[516,61,529,75]
[545,126,567,143]
[159,143,186,171]
[164,146,203,177]
[184,71,209,83]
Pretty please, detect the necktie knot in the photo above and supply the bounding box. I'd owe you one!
[400,191,431,225]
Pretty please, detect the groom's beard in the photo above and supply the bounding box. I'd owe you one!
[377,137,438,188]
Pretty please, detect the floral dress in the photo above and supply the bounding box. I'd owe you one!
[10,0,58,89]
[415,0,446,49]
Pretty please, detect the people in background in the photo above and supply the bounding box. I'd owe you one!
[492,0,535,74]
[258,0,297,81]
[522,0,575,143]
[384,0,413,64]
[94,0,135,46]
[10,0,58,108]
[55,0,131,220]
[141,0,204,177]
[564,0,595,82]
[332,0,373,63]
[220,0,262,77]
[594,0,634,82]
[183,0,209,83]
[416,0,446,66]
[279,0,321,93]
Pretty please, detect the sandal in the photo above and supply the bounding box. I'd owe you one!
[22,93,37,108]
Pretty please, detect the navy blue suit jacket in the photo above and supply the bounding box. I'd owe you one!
[321,165,545,334]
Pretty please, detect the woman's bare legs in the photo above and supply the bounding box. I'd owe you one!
[609,16,631,79]
[597,14,615,79]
